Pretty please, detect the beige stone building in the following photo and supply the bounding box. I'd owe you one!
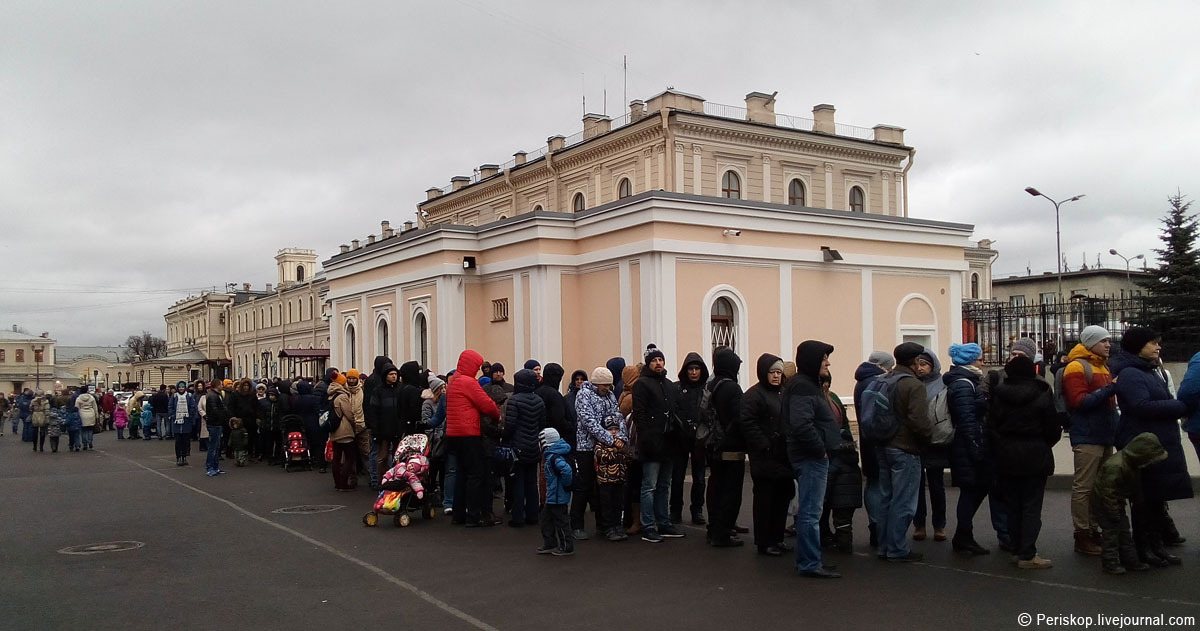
[322,89,987,393]
[1,328,71,394]
[55,346,132,390]
[991,267,1152,304]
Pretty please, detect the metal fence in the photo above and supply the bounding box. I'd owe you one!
[962,296,1200,364]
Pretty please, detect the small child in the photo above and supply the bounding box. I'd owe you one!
[46,408,64,453]
[229,417,249,467]
[593,415,631,542]
[141,404,154,441]
[1091,432,1167,574]
[113,405,128,440]
[538,428,574,557]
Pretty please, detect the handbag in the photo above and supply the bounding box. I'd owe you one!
[324,439,334,463]
[427,427,446,460]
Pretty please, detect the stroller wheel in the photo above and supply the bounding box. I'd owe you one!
[396,513,411,527]
[423,506,436,520]
[363,512,378,527]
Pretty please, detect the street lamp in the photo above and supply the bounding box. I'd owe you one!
[34,344,44,389]
[1026,187,1085,348]
[1108,248,1145,291]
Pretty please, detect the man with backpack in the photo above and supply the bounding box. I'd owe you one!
[1059,325,1118,556]
[870,342,932,563]
[704,348,746,548]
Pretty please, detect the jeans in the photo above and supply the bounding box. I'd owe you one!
[68,429,80,450]
[915,465,946,529]
[998,475,1047,560]
[876,447,922,559]
[511,461,539,524]
[793,457,830,572]
[863,476,883,528]
[570,452,598,531]
[81,427,94,449]
[639,460,672,531]
[443,454,457,509]
[369,437,381,486]
[707,458,745,541]
[206,426,223,472]
[154,413,167,439]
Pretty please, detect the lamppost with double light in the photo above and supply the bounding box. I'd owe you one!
[1026,187,1085,348]
[1108,249,1145,294]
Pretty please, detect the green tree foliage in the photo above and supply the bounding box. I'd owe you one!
[1139,191,1200,351]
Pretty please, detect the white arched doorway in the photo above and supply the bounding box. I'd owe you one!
[700,285,750,384]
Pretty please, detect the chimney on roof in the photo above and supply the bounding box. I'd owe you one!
[339,244,350,253]
[40,332,48,338]
[872,124,905,145]
[582,113,611,139]
[381,220,393,238]
[478,164,499,179]
[547,135,565,152]
[367,234,376,244]
[266,283,273,293]
[425,187,443,201]
[744,91,777,125]
[403,220,414,231]
[450,176,470,191]
[629,100,645,121]
[351,239,360,249]
[813,104,836,134]
[243,283,251,291]
[513,151,526,166]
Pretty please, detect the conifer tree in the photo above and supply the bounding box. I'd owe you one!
[1140,190,1200,348]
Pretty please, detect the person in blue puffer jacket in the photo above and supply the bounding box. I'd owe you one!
[538,428,575,556]
[1177,350,1200,464]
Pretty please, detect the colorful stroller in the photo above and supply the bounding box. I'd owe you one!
[281,414,311,472]
[363,433,436,527]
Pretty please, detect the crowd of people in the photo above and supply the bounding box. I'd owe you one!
[4,324,1197,578]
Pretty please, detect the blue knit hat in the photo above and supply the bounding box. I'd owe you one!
[948,343,983,366]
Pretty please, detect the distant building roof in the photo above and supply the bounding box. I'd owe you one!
[0,329,55,343]
[994,268,1153,284]
[55,346,128,363]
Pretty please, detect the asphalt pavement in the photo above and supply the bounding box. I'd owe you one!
[3,430,1199,631]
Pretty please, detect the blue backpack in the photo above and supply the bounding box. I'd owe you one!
[857,373,915,442]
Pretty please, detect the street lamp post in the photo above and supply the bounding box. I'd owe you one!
[34,344,44,389]
[1108,248,1145,293]
[1026,187,1086,348]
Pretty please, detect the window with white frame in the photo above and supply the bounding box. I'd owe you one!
[721,171,741,199]
[788,178,806,206]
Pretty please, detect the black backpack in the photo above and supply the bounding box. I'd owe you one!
[319,392,344,433]
[694,378,730,456]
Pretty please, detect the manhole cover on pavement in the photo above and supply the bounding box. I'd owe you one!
[59,541,145,555]
[272,505,345,514]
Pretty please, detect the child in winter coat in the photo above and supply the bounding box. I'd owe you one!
[65,404,83,451]
[46,407,64,453]
[113,405,129,439]
[593,415,631,541]
[229,417,249,467]
[140,404,154,441]
[538,427,575,556]
[1092,432,1167,574]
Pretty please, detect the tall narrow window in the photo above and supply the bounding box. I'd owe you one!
[414,312,429,368]
[721,171,741,199]
[572,192,586,212]
[377,319,389,356]
[710,297,737,353]
[617,177,632,199]
[970,273,980,299]
[345,322,357,369]
[849,186,865,213]
[788,179,806,206]
[296,265,305,282]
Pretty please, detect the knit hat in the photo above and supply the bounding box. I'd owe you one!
[948,343,983,366]
[1120,326,1160,355]
[893,342,925,367]
[644,344,665,364]
[1004,354,1036,379]
[769,359,785,374]
[538,427,561,450]
[478,376,491,386]
[490,363,505,374]
[222,379,233,386]
[523,359,540,370]
[176,381,188,389]
[1010,337,1038,359]
[867,350,896,371]
[590,366,614,385]
[334,373,347,386]
[428,375,446,393]
[1079,325,1111,351]
[345,369,360,379]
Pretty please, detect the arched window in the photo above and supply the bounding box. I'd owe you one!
[711,296,737,353]
[345,322,357,369]
[617,177,632,199]
[572,192,586,212]
[788,179,806,206]
[296,265,305,282]
[414,311,429,368]
[376,318,389,356]
[849,186,865,213]
[970,273,980,299]
[721,171,741,199]
[532,204,543,212]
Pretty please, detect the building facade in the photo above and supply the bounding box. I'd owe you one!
[55,346,133,390]
[992,267,1152,305]
[322,89,984,393]
[1,328,69,394]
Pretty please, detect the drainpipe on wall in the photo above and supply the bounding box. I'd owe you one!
[223,300,232,376]
[661,108,674,192]
[901,148,916,218]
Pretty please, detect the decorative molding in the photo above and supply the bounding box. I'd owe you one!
[675,142,686,152]
[693,144,703,154]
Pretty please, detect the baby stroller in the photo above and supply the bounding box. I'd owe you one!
[363,433,435,527]
[281,414,311,472]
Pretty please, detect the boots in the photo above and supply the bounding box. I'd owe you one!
[912,526,927,541]
[1074,530,1102,556]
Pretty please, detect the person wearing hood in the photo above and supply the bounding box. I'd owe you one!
[1179,350,1200,468]
[538,427,576,556]
[503,369,546,526]
[363,356,392,484]
[226,379,260,461]
[705,348,747,548]
[1092,432,1166,574]
[364,355,392,415]
[565,370,588,412]
[876,342,933,564]
[166,382,198,466]
[292,380,325,473]
[1059,325,1119,556]
[446,350,502,526]
[368,363,404,478]
[913,349,948,543]
[783,341,842,577]
[740,353,792,555]
[327,370,364,490]
[75,387,99,450]
[535,364,575,456]
[606,357,627,397]
[572,366,624,540]
[672,352,710,526]
[258,388,286,465]
[1112,327,1190,567]
[944,343,1007,556]
[989,354,1061,569]
[853,350,894,547]
[632,347,686,543]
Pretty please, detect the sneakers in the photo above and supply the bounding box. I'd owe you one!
[641,530,663,543]
[1017,556,1053,569]
[887,552,924,563]
[691,511,707,526]
[953,540,991,556]
[571,529,590,541]
[206,470,218,477]
[443,507,453,515]
[606,529,627,542]
[535,545,556,555]
[659,525,686,538]
[551,548,575,557]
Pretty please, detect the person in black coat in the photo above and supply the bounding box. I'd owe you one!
[363,355,392,429]
[673,351,710,525]
[740,353,792,555]
[988,355,1061,569]
[257,389,286,465]
[1112,327,1191,566]
[292,380,325,473]
[226,379,260,460]
[502,369,546,526]
[820,374,862,552]
[706,348,746,548]
[535,363,575,454]
[632,347,685,541]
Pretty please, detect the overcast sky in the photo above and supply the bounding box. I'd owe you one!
[3,1,1198,345]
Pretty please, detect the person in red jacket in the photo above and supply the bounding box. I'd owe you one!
[446,350,502,527]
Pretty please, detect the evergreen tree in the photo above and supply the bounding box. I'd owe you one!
[1139,190,1200,350]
